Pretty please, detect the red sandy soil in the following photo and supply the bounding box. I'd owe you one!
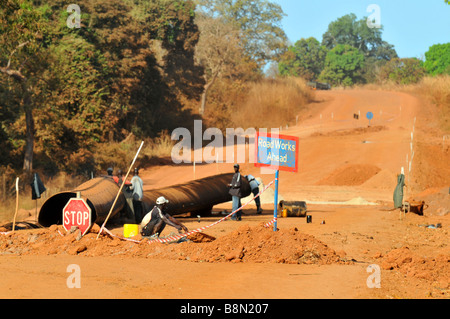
[1,89,449,299]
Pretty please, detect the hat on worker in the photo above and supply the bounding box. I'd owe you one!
[156,196,169,205]
[234,164,240,169]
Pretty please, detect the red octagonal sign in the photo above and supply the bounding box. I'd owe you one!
[63,197,92,236]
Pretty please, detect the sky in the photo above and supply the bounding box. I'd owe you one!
[271,0,450,59]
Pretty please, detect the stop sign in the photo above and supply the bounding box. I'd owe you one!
[63,197,92,236]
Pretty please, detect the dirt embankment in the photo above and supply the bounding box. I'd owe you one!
[0,223,346,266]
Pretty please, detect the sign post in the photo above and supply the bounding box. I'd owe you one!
[255,132,299,231]
[273,170,280,231]
[366,112,374,126]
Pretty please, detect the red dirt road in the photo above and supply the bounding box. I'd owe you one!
[1,89,449,299]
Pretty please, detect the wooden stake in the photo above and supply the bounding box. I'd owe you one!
[13,177,19,231]
[97,141,145,239]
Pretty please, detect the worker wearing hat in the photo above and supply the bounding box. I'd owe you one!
[229,164,243,221]
[140,196,188,238]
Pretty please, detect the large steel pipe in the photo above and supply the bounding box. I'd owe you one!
[38,177,126,227]
[38,173,251,227]
[141,173,251,216]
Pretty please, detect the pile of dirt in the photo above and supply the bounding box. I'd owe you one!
[410,187,450,216]
[177,224,345,265]
[0,224,346,265]
[377,247,449,289]
[362,169,398,190]
[316,164,381,186]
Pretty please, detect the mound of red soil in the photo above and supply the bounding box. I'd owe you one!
[177,224,344,265]
[316,164,382,186]
[378,247,449,289]
[0,224,345,266]
[409,187,450,216]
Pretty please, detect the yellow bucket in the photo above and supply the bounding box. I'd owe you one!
[123,224,139,238]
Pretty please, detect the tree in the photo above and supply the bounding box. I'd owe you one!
[378,58,426,84]
[424,43,450,76]
[195,14,243,115]
[278,37,328,80]
[318,44,365,86]
[0,0,53,174]
[197,0,287,68]
[322,13,397,60]
[1,0,205,174]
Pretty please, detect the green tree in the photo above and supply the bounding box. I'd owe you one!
[424,43,450,76]
[278,37,328,81]
[322,13,397,60]
[379,58,426,84]
[322,13,397,84]
[1,0,205,174]
[318,44,365,86]
[0,0,53,173]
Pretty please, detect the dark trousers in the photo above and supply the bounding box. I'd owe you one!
[133,200,144,224]
[252,188,261,209]
[231,196,242,220]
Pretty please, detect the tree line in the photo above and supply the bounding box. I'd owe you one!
[278,13,450,86]
[0,0,287,178]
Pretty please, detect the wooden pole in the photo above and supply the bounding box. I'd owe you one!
[97,141,145,239]
[13,177,19,231]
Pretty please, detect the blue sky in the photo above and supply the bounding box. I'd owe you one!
[271,0,450,59]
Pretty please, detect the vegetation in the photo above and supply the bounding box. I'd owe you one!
[0,0,448,198]
[424,43,450,76]
[318,44,365,86]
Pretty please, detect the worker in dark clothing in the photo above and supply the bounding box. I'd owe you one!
[140,196,188,238]
[107,167,114,176]
[229,164,243,221]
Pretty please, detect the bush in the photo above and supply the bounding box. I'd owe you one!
[230,77,315,129]
[424,43,450,76]
[378,58,426,84]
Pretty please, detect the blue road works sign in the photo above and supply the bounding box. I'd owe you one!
[255,132,299,173]
[366,112,374,120]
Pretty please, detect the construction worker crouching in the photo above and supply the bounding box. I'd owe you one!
[140,196,188,238]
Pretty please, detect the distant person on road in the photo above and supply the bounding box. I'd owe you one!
[107,167,114,177]
[130,168,144,223]
[229,164,243,221]
[246,174,263,214]
[140,196,188,238]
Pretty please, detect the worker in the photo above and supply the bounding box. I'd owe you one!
[246,174,263,214]
[107,167,114,176]
[229,164,243,221]
[140,196,188,238]
[115,169,131,187]
[130,168,144,223]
